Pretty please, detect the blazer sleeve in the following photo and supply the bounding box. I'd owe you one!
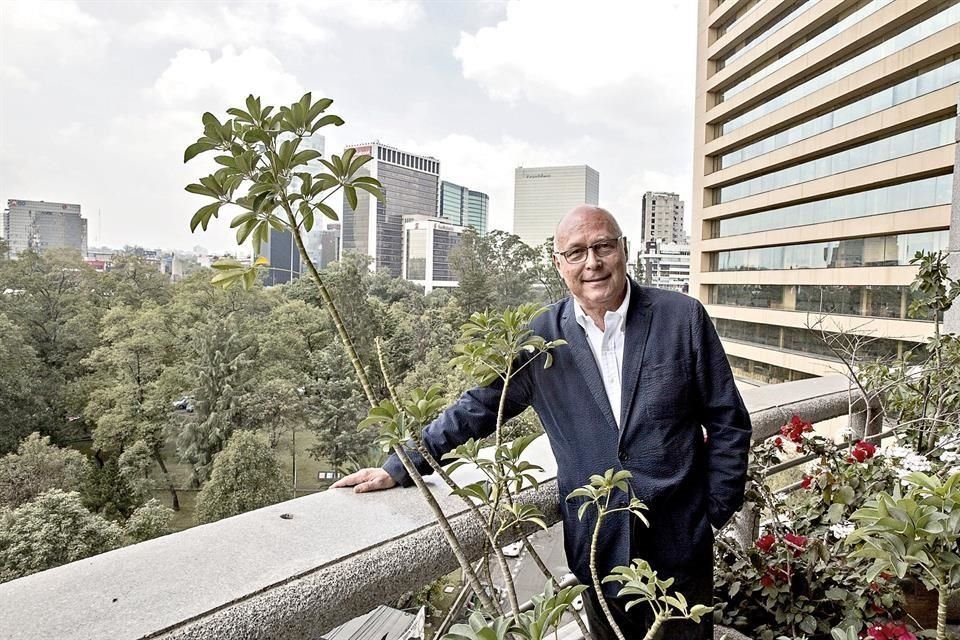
[383,364,535,487]
[691,301,753,528]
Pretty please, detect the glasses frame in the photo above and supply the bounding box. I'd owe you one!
[554,235,625,264]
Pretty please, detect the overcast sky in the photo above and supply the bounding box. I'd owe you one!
[0,0,697,254]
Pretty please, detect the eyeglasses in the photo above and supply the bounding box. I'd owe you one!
[554,236,624,264]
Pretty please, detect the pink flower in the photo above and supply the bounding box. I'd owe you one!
[801,475,813,489]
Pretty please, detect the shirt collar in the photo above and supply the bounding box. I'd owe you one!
[574,281,631,332]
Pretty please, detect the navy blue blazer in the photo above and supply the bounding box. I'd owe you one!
[384,279,752,589]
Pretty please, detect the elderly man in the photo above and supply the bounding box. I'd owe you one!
[334,205,751,639]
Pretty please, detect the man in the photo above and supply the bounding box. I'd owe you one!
[334,205,751,639]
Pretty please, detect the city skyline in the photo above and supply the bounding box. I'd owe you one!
[0,1,696,254]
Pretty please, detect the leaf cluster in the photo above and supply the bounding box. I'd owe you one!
[183,93,384,289]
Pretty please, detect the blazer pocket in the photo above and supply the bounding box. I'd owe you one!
[641,362,690,420]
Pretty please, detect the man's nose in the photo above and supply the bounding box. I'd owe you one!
[585,247,603,267]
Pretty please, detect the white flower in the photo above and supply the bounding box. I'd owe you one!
[940,450,960,464]
[830,521,855,540]
[883,445,913,459]
[902,454,932,473]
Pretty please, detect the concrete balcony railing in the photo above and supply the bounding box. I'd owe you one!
[0,375,863,640]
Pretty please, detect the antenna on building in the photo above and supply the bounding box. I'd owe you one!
[97,208,102,244]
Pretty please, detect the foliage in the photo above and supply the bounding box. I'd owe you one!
[177,316,257,484]
[195,430,289,524]
[0,490,123,584]
[714,423,904,640]
[0,313,46,453]
[0,432,90,509]
[124,498,175,543]
[81,453,139,520]
[182,93,380,289]
[846,471,960,640]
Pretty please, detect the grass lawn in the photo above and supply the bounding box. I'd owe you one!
[142,426,339,531]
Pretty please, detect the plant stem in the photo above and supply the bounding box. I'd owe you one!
[283,210,495,613]
[644,611,668,640]
[283,205,378,407]
[937,587,948,640]
[590,495,626,640]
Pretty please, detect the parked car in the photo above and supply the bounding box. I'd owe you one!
[501,542,523,558]
[172,396,193,411]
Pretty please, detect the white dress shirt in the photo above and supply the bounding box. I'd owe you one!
[573,284,631,428]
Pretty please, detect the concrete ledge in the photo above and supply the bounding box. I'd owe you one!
[0,379,855,640]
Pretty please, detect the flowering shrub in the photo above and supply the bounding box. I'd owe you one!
[714,417,903,640]
[864,621,918,640]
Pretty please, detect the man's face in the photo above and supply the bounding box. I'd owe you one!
[552,212,627,312]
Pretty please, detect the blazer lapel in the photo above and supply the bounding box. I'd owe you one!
[560,299,619,433]
[619,280,653,435]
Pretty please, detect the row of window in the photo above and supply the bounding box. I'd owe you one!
[710,283,935,321]
[718,0,813,70]
[376,147,439,174]
[726,355,815,385]
[716,118,954,203]
[718,56,960,169]
[713,174,953,238]
[715,318,921,363]
[716,0,763,38]
[713,230,948,272]
[720,0,892,101]
[720,2,960,134]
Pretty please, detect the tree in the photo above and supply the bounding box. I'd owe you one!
[84,303,184,510]
[195,430,288,524]
[0,490,123,583]
[0,250,103,442]
[0,314,46,453]
[124,499,174,543]
[177,315,256,485]
[448,229,538,313]
[0,432,90,508]
[306,344,375,473]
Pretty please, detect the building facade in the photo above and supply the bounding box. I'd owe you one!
[634,240,692,293]
[260,228,302,286]
[3,199,87,258]
[402,215,465,293]
[439,180,489,233]
[692,0,959,385]
[340,142,440,277]
[641,191,686,245]
[513,165,600,248]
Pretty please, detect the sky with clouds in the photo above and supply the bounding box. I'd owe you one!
[0,0,697,254]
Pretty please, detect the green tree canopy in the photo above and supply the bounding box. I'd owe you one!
[0,433,91,509]
[195,430,288,524]
[0,489,123,583]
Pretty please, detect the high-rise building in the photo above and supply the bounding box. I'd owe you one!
[641,192,685,245]
[2,199,87,259]
[260,229,301,286]
[691,0,959,385]
[403,215,465,293]
[341,142,440,277]
[439,180,489,234]
[513,165,599,248]
[633,240,691,294]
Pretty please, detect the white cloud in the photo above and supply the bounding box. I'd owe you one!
[0,0,108,65]
[454,0,696,138]
[149,46,305,109]
[129,0,422,49]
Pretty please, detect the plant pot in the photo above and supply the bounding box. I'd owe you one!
[900,579,938,630]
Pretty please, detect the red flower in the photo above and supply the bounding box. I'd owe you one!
[783,532,807,556]
[866,621,916,640]
[849,440,878,463]
[760,572,775,588]
[779,415,813,446]
[755,533,776,553]
[800,475,813,489]
[773,436,784,451]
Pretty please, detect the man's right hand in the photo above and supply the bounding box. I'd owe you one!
[331,468,397,493]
